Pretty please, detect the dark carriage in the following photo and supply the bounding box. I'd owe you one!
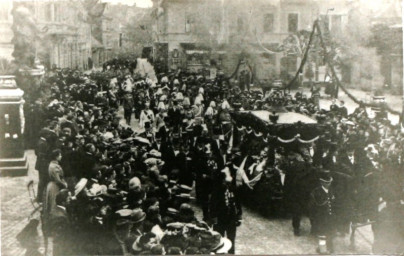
[231,110,324,216]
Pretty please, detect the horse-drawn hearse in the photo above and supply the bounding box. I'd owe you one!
[230,109,395,251]
[231,109,323,216]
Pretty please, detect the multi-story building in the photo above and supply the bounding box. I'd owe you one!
[371,0,403,88]
[2,0,131,70]
[8,0,93,70]
[151,0,350,80]
[0,1,13,61]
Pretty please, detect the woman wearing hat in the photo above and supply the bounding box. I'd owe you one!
[42,149,68,237]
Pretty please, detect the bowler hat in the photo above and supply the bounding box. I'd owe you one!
[131,209,146,223]
[318,171,333,183]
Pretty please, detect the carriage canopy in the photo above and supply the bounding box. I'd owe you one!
[232,110,323,143]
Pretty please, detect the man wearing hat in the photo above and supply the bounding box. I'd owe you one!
[48,189,74,256]
[309,172,337,253]
[210,163,240,254]
[167,100,183,129]
[337,144,359,176]
[122,92,134,125]
[338,101,348,118]
[176,143,194,186]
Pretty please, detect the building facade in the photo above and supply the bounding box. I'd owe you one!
[151,0,350,80]
[8,0,93,70]
[1,0,129,70]
[371,0,403,88]
[0,1,13,61]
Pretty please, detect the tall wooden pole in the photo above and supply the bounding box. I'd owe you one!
[401,2,404,130]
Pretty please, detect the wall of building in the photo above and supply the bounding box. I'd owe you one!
[0,1,14,61]
[15,0,94,70]
[150,0,364,84]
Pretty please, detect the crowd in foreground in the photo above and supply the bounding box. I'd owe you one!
[28,62,404,255]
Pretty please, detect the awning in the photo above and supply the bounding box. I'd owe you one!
[185,50,207,55]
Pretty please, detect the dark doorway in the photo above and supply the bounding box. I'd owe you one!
[154,43,168,74]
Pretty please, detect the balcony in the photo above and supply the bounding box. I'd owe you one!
[158,33,194,43]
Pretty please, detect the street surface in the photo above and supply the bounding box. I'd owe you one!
[1,87,402,255]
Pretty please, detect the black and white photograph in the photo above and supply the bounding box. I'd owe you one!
[0,0,403,255]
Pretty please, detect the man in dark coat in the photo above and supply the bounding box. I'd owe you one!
[195,141,222,221]
[35,129,51,202]
[309,172,337,253]
[122,93,134,125]
[211,166,241,254]
[338,101,348,117]
[350,149,379,224]
[282,153,314,236]
[48,189,75,256]
[337,146,358,176]
[167,100,183,129]
[79,143,98,179]
[175,143,194,186]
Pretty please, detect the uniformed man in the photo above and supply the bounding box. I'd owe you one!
[309,172,337,253]
[139,102,155,129]
[211,164,241,254]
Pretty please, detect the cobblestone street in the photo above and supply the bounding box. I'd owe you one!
[1,150,43,256]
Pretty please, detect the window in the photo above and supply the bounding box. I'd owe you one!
[237,16,244,31]
[261,52,276,65]
[263,13,274,33]
[185,15,193,33]
[45,3,52,21]
[287,56,297,71]
[281,56,297,72]
[320,15,330,31]
[288,13,298,33]
[119,33,123,47]
[331,15,342,32]
[55,4,61,22]
[0,3,9,21]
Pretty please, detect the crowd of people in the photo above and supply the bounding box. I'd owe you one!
[30,60,404,255]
